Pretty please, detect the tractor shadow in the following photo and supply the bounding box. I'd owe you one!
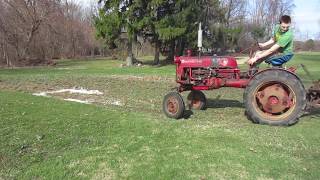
[181,98,243,119]
[205,98,244,109]
[183,110,194,119]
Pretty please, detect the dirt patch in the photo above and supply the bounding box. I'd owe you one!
[32,87,124,106]
[104,99,123,106]
[64,98,92,104]
[33,88,103,97]
[109,75,174,82]
[0,59,56,68]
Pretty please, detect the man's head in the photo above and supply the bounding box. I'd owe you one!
[279,15,291,33]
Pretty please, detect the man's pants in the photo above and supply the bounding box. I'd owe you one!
[265,53,294,66]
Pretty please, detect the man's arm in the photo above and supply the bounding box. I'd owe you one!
[248,43,280,65]
[259,38,275,48]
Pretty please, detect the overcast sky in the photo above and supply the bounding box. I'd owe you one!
[74,0,320,40]
[293,0,320,40]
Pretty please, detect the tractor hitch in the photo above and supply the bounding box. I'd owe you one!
[307,80,320,109]
[300,64,320,109]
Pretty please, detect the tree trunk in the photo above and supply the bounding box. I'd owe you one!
[153,39,160,65]
[135,43,139,57]
[91,48,94,57]
[6,52,9,67]
[126,39,133,66]
[0,42,3,64]
[72,37,76,58]
[166,40,175,63]
[177,38,185,56]
[4,43,10,67]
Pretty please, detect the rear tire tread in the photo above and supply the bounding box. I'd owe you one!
[243,69,306,126]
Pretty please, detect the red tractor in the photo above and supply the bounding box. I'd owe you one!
[162,24,320,126]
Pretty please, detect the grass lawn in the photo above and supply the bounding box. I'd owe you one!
[0,52,320,179]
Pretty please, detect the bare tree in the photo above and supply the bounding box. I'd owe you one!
[1,0,58,60]
[0,0,103,66]
[221,0,247,28]
[248,0,295,36]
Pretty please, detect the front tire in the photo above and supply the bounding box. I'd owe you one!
[244,69,306,126]
[187,90,206,110]
[163,92,185,119]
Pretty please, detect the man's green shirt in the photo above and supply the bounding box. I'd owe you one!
[272,24,294,54]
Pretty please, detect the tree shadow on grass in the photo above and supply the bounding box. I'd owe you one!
[135,58,174,67]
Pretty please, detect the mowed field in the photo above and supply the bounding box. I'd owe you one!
[0,52,320,179]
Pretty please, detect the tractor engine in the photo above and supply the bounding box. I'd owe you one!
[174,55,246,91]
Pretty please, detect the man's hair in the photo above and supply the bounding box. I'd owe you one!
[280,15,291,24]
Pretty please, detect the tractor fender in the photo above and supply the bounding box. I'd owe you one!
[251,68,305,90]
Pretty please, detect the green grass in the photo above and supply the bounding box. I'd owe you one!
[0,53,320,179]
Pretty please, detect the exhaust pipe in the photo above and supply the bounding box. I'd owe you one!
[198,22,202,58]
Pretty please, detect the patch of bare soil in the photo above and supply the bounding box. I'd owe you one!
[32,87,123,106]
[0,59,56,68]
[108,75,174,82]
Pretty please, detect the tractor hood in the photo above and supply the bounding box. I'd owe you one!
[174,56,238,69]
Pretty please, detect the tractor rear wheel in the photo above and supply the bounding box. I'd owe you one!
[244,69,306,126]
[187,90,206,110]
[163,92,185,119]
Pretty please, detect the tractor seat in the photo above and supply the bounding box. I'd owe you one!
[265,53,294,67]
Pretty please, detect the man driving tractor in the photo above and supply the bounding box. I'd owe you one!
[163,14,320,125]
[248,15,293,66]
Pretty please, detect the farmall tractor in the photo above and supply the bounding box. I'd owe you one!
[163,24,320,126]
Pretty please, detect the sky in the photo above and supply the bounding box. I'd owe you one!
[74,0,320,40]
[73,0,93,8]
[293,0,320,40]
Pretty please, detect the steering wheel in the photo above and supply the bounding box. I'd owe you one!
[249,41,262,58]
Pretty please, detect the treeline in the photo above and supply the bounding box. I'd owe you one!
[0,0,103,66]
[0,0,298,67]
[95,0,295,66]
[295,39,320,52]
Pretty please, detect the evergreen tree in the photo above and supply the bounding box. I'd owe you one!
[304,39,315,51]
[136,0,206,64]
[95,0,139,66]
[95,0,237,65]
[201,0,244,53]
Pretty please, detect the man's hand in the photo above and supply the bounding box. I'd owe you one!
[247,56,259,65]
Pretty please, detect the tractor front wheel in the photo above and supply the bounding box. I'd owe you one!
[163,92,185,119]
[244,69,306,126]
[187,90,206,110]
